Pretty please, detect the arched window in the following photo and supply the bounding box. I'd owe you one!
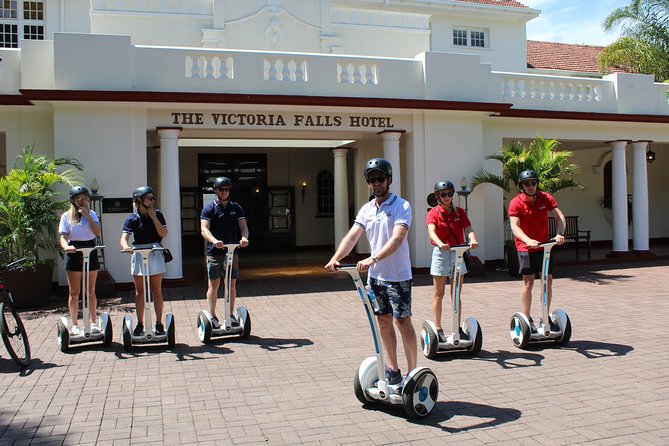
[316,170,334,216]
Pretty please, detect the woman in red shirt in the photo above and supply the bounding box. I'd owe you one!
[426,180,479,342]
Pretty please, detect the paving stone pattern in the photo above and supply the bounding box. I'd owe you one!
[1,262,668,445]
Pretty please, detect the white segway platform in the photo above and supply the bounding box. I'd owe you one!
[57,246,113,352]
[338,265,439,418]
[121,244,175,350]
[196,244,251,343]
[421,244,483,359]
[509,240,572,349]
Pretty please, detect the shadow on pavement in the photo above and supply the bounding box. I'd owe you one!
[470,349,544,369]
[563,339,634,359]
[240,335,314,352]
[0,357,60,375]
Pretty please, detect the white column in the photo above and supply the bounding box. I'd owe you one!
[158,128,183,280]
[631,140,650,252]
[332,148,349,246]
[609,140,629,253]
[380,131,404,196]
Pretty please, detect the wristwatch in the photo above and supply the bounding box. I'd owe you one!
[372,256,379,263]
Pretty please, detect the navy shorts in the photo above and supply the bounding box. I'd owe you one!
[207,254,239,280]
[518,250,553,276]
[369,277,412,319]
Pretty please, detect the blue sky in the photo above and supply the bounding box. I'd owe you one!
[523,0,631,46]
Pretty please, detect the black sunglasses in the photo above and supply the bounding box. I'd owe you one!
[439,191,454,198]
[215,188,231,192]
[367,176,386,184]
[522,181,538,187]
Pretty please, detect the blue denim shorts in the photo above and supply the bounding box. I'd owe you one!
[207,254,239,280]
[369,277,413,319]
[130,250,166,276]
[430,246,468,277]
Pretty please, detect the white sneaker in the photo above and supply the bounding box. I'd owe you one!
[91,323,101,333]
[70,326,81,336]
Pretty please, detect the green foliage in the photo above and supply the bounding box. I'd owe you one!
[0,146,83,269]
[470,135,582,196]
[600,0,669,81]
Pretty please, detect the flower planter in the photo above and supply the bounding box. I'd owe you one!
[1,264,53,309]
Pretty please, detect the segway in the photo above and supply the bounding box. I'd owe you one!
[337,265,439,418]
[196,243,251,343]
[57,246,113,352]
[121,244,175,350]
[509,240,571,349]
[420,244,483,359]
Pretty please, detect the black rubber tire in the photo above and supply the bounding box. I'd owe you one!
[57,320,70,353]
[469,324,483,355]
[197,312,212,343]
[122,320,132,351]
[353,358,377,404]
[167,315,175,347]
[510,313,531,349]
[102,317,113,347]
[402,368,439,418]
[240,311,251,339]
[420,322,439,359]
[557,316,572,345]
[0,301,31,367]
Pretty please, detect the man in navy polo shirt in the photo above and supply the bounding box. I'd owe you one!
[200,176,249,328]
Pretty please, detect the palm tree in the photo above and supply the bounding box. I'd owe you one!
[600,0,669,81]
[0,146,82,267]
[471,135,582,197]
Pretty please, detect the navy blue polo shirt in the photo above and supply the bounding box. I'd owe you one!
[122,210,167,245]
[200,200,246,255]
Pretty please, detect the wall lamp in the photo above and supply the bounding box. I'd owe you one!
[301,181,307,204]
[646,147,656,163]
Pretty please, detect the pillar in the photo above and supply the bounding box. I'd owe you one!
[379,131,405,196]
[157,127,183,280]
[609,140,629,254]
[630,140,650,252]
[332,147,349,246]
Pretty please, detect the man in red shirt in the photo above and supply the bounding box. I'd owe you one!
[508,170,565,330]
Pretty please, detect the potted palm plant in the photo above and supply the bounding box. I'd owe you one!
[0,146,82,308]
[470,135,582,276]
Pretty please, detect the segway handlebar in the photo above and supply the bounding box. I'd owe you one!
[335,264,357,270]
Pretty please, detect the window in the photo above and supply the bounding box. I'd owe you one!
[452,29,467,46]
[452,27,488,48]
[0,0,43,48]
[316,170,334,216]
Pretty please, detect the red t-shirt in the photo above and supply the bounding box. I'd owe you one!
[426,206,471,246]
[508,191,558,252]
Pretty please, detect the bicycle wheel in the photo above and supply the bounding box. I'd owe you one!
[0,301,31,368]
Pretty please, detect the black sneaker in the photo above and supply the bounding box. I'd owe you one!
[155,322,165,335]
[549,318,560,332]
[230,315,240,326]
[385,368,403,386]
[459,328,469,340]
[133,323,144,336]
[437,329,447,343]
[528,317,538,333]
[211,316,221,329]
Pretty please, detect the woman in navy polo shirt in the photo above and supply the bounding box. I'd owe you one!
[120,186,169,336]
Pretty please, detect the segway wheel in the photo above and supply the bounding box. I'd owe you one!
[402,368,439,418]
[353,356,377,404]
[102,315,113,347]
[122,320,132,351]
[510,313,531,349]
[557,315,572,346]
[420,322,439,359]
[57,320,70,353]
[469,324,483,355]
[166,314,175,347]
[237,307,251,339]
[196,312,212,343]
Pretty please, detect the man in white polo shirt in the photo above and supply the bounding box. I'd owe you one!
[325,158,416,386]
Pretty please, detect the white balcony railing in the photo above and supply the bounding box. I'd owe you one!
[91,0,212,16]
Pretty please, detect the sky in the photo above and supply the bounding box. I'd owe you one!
[523,0,631,46]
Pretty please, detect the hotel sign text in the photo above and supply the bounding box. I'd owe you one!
[170,112,394,129]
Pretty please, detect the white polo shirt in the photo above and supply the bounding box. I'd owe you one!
[354,193,412,282]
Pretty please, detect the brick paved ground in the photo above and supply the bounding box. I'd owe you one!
[1,261,668,445]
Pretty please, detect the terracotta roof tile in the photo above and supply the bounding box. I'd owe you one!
[454,0,529,8]
[527,40,604,73]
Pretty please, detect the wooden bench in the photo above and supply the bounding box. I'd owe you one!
[549,216,591,260]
